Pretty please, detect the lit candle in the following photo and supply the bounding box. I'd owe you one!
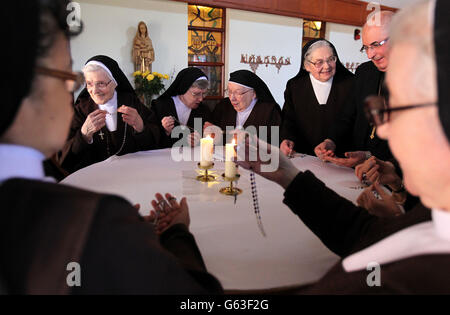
[225,139,237,178]
[200,135,213,167]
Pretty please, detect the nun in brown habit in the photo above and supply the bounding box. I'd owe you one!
[0,0,222,295]
[60,55,161,174]
[205,70,281,145]
[237,0,450,294]
[152,67,212,148]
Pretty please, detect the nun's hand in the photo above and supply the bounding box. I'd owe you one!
[161,116,175,135]
[81,109,107,142]
[314,139,336,160]
[203,121,214,130]
[235,131,300,189]
[203,121,223,144]
[357,183,403,218]
[149,193,190,235]
[280,139,296,157]
[323,151,366,168]
[118,105,144,133]
[188,130,201,147]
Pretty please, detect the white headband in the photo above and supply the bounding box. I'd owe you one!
[228,81,253,90]
[84,61,118,85]
[196,76,208,81]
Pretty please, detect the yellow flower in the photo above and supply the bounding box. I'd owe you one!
[142,70,150,77]
[163,74,169,80]
[146,74,155,81]
[133,71,142,76]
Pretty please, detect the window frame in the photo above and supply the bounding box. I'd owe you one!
[188,4,226,100]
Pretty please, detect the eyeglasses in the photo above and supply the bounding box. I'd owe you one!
[364,95,436,126]
[307,56,337,69]
[225,88,253,99]
[35,66,85,93]
[360,38,389,53]
[86,80,112,90]
[190,90,208,98]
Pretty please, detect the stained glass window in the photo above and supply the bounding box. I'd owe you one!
[188,30,222,63]
[188,5,223,29]
[188,4,225,103]
[302,20,326,48]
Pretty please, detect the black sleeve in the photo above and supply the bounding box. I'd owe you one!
[266,103,282,145]
[130,96,161,150]
[74,196,223,294]
[210,100,225,130]
[328,69,361,153]
[280,81,300,144]
[60,101,94,173]
[283,171,431,258]
[283,171,378,257]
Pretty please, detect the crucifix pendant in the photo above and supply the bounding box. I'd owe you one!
[370,126,376,139]
[99,130,105,140]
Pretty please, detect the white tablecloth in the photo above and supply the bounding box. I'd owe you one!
[62,147,366,291]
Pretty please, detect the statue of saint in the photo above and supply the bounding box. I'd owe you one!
[132,21,155,72]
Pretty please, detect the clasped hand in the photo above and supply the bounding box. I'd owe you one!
[141,193,190,235]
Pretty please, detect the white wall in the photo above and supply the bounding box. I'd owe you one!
[326,23,369,72]
[70,0,187,93]
[227,9,303,108]
[70,0,376,106]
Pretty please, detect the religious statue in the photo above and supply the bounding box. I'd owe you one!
[132,21,155,73]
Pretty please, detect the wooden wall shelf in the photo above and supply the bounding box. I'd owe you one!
[173,0,397,26]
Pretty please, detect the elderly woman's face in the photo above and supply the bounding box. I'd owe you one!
[85,70,116,105]
[304,46,337,82]
[228,82,256,112]
[180,86,207,109]
[13,32,74,157]
[378,42,445,209]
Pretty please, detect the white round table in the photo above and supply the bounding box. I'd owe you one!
[62,147,365,291]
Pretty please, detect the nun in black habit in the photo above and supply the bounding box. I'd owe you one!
[280,39,354,156]
[60,55,161,173]
[152,67,212,148]
[237,0,450,293]
[205,70,281,144]
[0,0,222,295]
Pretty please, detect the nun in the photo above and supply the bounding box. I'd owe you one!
[280,39,354,156]
[237,0,450,293]
[152,67,211,148]
[205,70,281,144]
[0,0,222,294]
[61,55,161,173]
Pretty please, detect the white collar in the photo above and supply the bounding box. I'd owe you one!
[98,91,118,131]
[343,208,450,272]
[172,95,192,126]
[0,144,46,183]
[236,98,257,127]
[309,73,333,105]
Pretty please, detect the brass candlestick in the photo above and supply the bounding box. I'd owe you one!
[197,162,215,182]
[220,173,242,196]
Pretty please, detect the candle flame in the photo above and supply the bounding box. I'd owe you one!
[231,139,236,145]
